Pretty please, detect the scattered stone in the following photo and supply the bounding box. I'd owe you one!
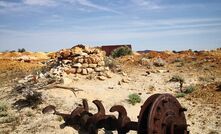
[73,76,79,81]
[121,72,127,76]
[97,76,106,81]
[98,72,105,76]
[105,72,113,78]
[146,71,150,74]
[104,67,110,71]
[77,68,82,73]
[71,46,83,55]
[73,63,82,68]
[98,61,105,66]
[157,69,169,73]
[95,67,105,72]
[122,78,130,83]
[89,64,97,68]
[39,73,45,78]
[70,68,77,74]
[18,79,28,84]
[24,59,31,63]
[108,87,114,89]
[86,68,94,74]
[82,63,89,68]
[64,68,76,74]
[86,74,95,80]
[63,60,72,64]
[78,58,84,63]
[82,69,88,75]
[151,70,157,73]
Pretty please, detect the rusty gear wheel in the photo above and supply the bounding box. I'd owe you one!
[138,94,188,134]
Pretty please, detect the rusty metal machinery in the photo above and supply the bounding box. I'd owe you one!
[42,93,189,134]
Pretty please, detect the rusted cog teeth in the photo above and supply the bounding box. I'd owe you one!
[110,105,127,117]
[92,100,105,115]
[71,107,85,117]
[82,99,89,111]
[42,105,56,114]
[70,99,89,117]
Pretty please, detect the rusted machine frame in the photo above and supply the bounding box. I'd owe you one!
[43,94,189,134]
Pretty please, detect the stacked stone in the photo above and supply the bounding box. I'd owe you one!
[53,45,108,75]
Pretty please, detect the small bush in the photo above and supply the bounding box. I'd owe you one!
[198,76,215,82]
[111,46,132,58]
[0,102,8,117]
[13,90,43,110]
[104,57,117,69]
[18,48,26,53]
[128,93,141,105]
[153,58,165,67]
[0,116,17,123]
[169,75,185,91]
[184,85,196,94]
[175,93,186,98]
[176,62,184,67]
[25,110,34,117]
[169,75,184,83]
[172,58,184,63]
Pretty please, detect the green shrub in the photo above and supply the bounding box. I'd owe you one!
[104,57,118,70]
[111,46,132,58]
[173,58,184,63]
[198,76,215,82]
[0,102,8,117]
[184,85,196,94]
[18,48,26,53]
[0,116,17,123]
[128,93,141,105]
[169,75,185,92]
[169,75,184,83]
[175,93,186,98]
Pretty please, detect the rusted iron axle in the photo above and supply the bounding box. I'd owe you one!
[42,94,189,134]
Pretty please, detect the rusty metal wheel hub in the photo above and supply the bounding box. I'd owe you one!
[138,94,188,134]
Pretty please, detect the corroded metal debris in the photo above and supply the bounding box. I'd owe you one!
[42,94,189,134]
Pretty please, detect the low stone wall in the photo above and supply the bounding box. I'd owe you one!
[48,45,108,75]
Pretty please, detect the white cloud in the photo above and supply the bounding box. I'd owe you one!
[131,0,151,6]
[23,0,56,6]
[66,0,121,14]
[0,0,121,14]
[0,1,20,8]
[130,0,161,9]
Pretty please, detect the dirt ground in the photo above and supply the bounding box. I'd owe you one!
[0,49,221,134]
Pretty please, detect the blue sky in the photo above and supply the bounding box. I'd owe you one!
[0,0,220,52]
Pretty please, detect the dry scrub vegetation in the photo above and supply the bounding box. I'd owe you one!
[0,46,221,134]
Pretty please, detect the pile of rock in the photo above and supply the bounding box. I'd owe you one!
[46,44,110,77]
[12,45,112,109]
